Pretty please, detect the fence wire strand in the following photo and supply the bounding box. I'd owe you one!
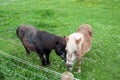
[0,57,48,80]
[0,51,79,80]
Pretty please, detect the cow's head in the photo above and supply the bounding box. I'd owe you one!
[65,33,82,71]
[54,39,66,62]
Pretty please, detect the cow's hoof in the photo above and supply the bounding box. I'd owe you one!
[77,69,81,73]
[46,62,51,66]
[42,61,46,66]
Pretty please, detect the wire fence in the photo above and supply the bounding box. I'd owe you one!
[0,51,79,80]
[0,56,48,80]
[0,51,59,80]
[0,22,79,80]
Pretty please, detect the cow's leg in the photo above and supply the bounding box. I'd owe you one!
[23,44,30,54]
[39,54,46,66]
[77,60,82,73]
[37,51,46,66]
[76,55,83,73]
[45,50,51,65]
[77,43,85,72]
[21,40,30,54]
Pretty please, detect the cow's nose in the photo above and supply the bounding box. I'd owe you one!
[66,63,72,68]
[66,63,73,71]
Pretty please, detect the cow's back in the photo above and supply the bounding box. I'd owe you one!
[17,25,36,39]
[77,24,92,53]
[35,31,55,50]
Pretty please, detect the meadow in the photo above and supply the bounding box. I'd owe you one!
[0,0,120,80]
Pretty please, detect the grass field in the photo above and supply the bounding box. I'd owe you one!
[0,0,120,80]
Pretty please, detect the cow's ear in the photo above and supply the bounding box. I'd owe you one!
[76,38,81,44]
[65,36,69,42]
[55,41,59,45]
[63,36,66,38]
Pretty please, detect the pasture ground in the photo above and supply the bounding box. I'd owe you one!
[0,0,120,80]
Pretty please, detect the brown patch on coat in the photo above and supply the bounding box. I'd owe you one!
[77,24,92,37]
[75,38,81,44]
[65,36,69,42]
[77,24,92,53]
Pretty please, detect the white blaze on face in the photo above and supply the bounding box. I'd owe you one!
[66,33,83,66]
[66,40,76,65]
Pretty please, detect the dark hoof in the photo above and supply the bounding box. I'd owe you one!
[46,62,51,66]
[26,51,30,55]
[42,61,46,66]
[46,61,51,66]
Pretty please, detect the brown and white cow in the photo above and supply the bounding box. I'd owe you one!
[65,24,92,72]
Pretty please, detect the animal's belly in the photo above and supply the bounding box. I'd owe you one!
[23,38,36,52]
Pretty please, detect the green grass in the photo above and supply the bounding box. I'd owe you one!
[0,0,120,80]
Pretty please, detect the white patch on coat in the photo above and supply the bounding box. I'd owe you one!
[66,32,84,65]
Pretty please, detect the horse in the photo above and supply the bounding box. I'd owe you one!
[16,25,66,66]
[65,24,92,72]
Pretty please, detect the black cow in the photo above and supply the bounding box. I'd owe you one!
[16,25,66,66]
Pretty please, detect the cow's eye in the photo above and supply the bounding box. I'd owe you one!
[74,51,77,54]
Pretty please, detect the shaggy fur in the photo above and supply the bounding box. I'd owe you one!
[65,24,92,72]
[17,25,66,66]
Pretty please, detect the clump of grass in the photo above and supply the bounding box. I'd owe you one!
[0,69,5,80]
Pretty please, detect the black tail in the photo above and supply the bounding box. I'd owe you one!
[16,26,20,37]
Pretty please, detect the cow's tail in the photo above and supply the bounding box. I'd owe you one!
[89,30,93,37]
[16,26,20,37]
